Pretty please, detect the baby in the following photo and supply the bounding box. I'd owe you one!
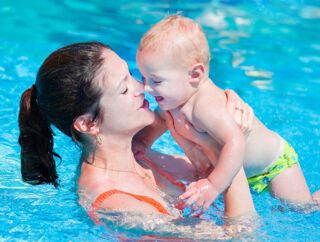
[135,15,317,211]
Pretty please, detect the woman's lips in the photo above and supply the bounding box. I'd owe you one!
[155,96,164,103]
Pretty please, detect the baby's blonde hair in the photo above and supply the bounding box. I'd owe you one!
[138,15,210,68]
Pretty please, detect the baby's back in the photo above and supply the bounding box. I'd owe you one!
[168,81,282,178]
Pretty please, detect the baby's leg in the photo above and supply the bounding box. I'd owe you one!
[269,164,313,203]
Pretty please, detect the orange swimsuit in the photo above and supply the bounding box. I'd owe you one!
[89,157,186,223]
[89,189,172,224]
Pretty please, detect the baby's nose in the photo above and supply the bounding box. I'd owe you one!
[144,84,153,94]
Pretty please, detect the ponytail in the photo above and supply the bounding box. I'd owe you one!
[18,42,109,187]
[18,85,61,187]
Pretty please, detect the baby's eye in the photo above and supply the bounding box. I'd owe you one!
[121,88,128,94]
[153,80,162,84]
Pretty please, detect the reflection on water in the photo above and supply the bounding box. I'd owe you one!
[97,210,259,241]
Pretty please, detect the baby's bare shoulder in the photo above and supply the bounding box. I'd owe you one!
[193,91,226,117]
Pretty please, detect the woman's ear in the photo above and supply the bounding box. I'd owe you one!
[189,63,205,84]
[73,114,99,135]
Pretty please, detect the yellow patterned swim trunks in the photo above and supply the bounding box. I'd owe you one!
[247,140,299,193]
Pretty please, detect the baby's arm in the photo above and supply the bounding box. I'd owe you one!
[180,102,246,210]
[223,167,255,217]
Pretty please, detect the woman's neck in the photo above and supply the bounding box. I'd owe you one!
[84,134,138,173]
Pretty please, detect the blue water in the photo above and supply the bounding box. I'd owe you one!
[1,0,319,240]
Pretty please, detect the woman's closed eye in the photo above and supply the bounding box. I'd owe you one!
[120,72,132,95]
[121,87,128,95]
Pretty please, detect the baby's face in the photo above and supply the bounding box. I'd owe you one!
[137,50,194,111]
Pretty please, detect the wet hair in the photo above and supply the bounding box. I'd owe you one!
[138,15,210,68]
[18,41,110,187]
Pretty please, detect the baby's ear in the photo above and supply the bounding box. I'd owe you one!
[189,63,205,84]
[73,114,99,136]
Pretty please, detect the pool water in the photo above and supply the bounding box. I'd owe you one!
[1,0,319,240]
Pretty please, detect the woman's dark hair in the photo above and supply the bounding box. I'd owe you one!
[18,41,110,187]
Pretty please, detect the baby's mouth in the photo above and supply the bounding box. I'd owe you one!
[139,99,150,110]
[154,96,164,103]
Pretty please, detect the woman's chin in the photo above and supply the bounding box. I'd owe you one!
[145,110,156,124]
[139,110,156,126]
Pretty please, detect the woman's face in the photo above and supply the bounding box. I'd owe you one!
[96,49,155,136]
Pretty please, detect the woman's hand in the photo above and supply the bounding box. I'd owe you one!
[225,89,254,136]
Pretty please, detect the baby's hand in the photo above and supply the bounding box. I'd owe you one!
[179,178,220,212]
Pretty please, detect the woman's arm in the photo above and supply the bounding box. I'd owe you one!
[144,148,198,182]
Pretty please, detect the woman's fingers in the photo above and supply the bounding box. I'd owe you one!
[227,92,244,128]
[225,89,239,101]
[225,89,238,113]
[240,103,254,135]
[246,104,254,134]
[225,89,255,135]
[234,106,243,128]
[240,104,248,132]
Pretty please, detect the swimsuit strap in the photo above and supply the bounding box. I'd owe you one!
[89,189,171,224]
